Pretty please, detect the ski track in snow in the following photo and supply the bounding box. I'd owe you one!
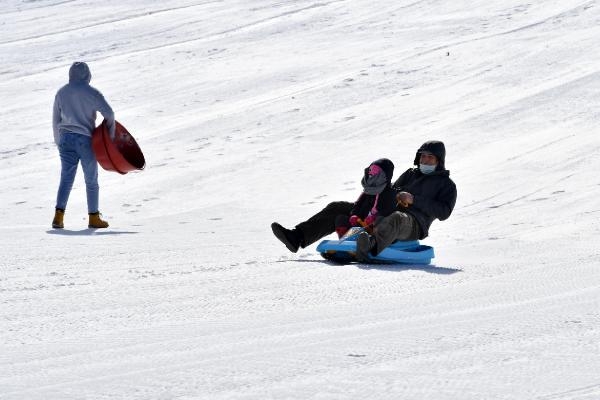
[2,0,600,399]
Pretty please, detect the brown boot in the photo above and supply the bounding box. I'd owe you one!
[52,208,65,229]
[88,212,109,229]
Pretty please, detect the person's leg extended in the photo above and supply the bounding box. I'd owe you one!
[272,201,354,252]
[295,201,354,247]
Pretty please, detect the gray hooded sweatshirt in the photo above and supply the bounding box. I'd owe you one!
[52,62,115,145]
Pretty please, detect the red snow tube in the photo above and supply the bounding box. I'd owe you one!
[92,119,145,174]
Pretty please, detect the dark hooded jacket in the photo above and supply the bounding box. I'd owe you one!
[349,158,397,221]
[392,141,457,239]
[52,62,115,144]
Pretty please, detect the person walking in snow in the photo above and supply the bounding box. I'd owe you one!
[271,140,457,261]
[52,61,115,229]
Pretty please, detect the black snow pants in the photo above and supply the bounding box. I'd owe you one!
[295,202,421,253]
[296,201,354,247]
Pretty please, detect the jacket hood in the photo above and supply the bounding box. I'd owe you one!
[413,140,446,171]
[69,62,91,84]
[368,158,395,183]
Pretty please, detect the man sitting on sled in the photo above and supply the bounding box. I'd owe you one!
[271,140,457,262]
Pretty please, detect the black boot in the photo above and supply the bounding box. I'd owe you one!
[271,222,302,253]
[356,231,376,262]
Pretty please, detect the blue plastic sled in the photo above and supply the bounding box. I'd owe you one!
[316,230,434,265]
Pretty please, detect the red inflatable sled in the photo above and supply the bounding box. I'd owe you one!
[92,119,145,174]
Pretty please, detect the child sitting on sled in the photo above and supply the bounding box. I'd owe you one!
[334,158,397,238]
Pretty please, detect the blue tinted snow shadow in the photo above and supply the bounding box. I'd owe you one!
[356,263,462,274]
[285,259,462,274]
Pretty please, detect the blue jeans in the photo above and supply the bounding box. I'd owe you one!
[55,132,99,213]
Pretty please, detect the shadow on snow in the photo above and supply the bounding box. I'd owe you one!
[282,258,462,274]
[46,229,139,236]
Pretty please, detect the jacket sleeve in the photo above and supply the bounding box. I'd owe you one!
[94,91,115,136]
[52,95,61,145]
[392,168,414,191]
[378,188,398,217]
[412,178,457,221]
[350,194,369,218]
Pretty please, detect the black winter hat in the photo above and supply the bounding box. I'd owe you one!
[413,140,446,170]
[369,158,395,183]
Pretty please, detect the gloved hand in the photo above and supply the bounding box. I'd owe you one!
[364,213,376,226]
[348,215,360,226]
[397,191,413,208]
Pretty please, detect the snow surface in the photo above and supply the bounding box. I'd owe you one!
[1,1,600,399]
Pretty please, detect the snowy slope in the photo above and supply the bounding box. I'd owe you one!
[1,1,600,399]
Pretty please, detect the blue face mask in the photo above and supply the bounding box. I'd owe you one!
[419,163,437,174]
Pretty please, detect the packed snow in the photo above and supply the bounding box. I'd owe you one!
[1,1,600,399]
